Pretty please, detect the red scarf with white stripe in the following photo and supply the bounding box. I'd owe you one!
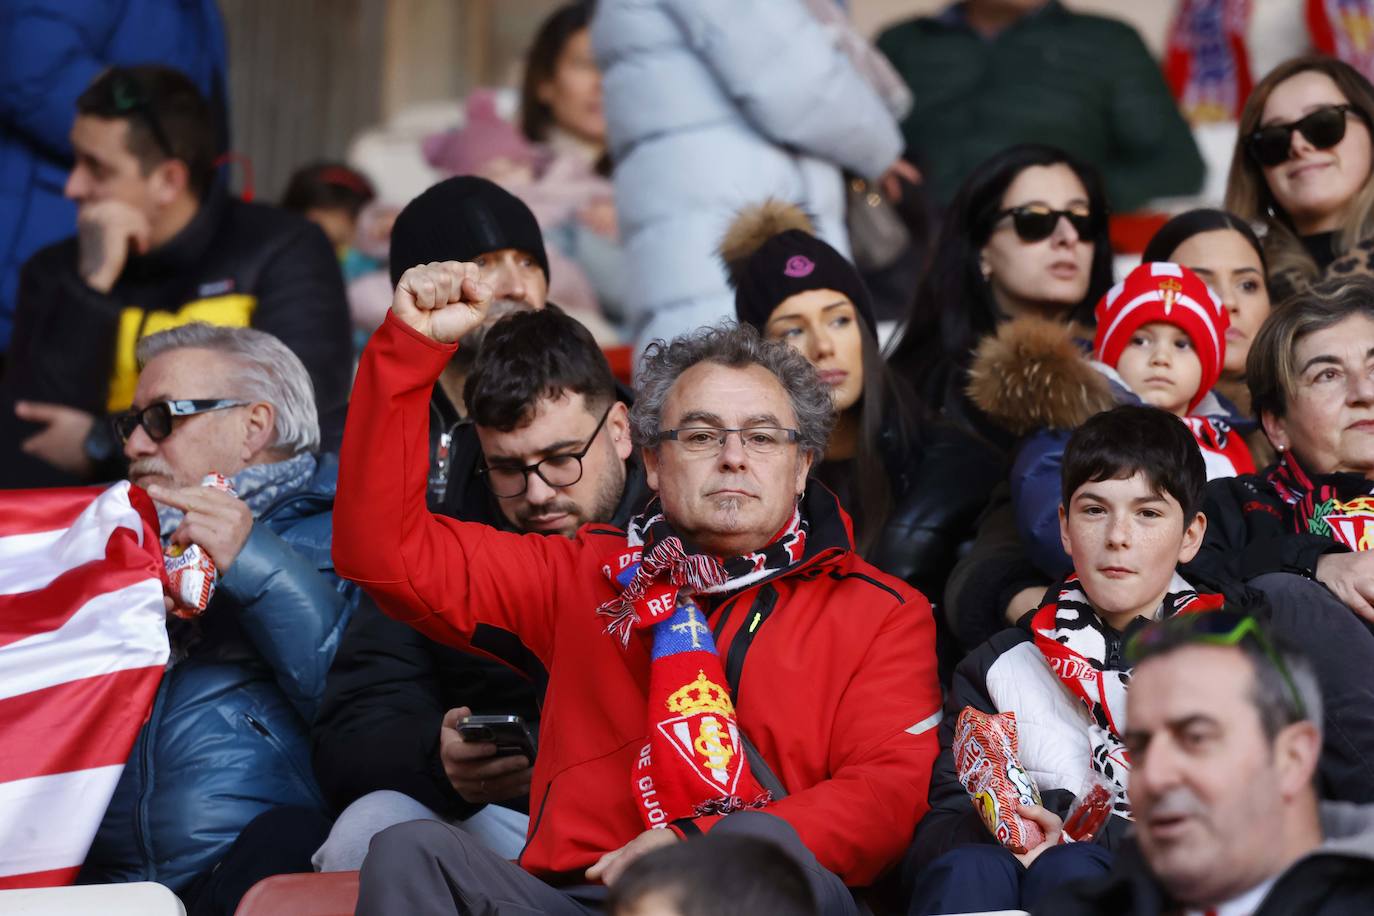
[1031,575,1223,817]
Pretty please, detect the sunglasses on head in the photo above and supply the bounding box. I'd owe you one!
[104,70,175,159]
[1125,610,1306,719]
[114,398,250,443]
[995,205,1099,243]
[1246,104,1361,168]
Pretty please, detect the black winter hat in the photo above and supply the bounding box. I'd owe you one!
[388,176,549,286]
[720,200,875,333]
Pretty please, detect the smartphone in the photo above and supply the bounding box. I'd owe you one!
[456,715,536,760]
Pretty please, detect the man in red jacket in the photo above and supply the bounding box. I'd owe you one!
[333,261,943,914]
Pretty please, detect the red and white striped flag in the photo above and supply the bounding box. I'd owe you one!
[0,482,170,889]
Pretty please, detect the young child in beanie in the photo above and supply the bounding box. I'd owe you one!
[1092,262,1254,478]
[966,261,1256,579]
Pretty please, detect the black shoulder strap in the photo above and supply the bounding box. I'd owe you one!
[722,584,788,800]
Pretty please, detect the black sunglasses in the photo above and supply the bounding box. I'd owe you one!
[995,205,1099,243]
[105,70,175,159]
[114,398,250,443]
[1247,104,1362,168]
[1125,611,1306,719]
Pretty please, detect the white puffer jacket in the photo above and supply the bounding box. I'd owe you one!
[591,0,902,350]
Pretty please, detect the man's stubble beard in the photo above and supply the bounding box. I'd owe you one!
[515,451,627,536]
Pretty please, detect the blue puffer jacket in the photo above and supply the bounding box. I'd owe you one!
[77,455,357,894]
[591,0,902,349]
[0,0,228,352]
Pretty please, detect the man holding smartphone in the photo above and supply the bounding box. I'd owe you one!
[311,306,646,868]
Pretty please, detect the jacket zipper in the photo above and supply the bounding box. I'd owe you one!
[133,682,166,878]
[244,713,326,808]
[1106,630,1124,670]
[517,771,555,868]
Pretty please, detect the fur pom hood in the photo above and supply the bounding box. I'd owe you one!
[966,316,1116,437]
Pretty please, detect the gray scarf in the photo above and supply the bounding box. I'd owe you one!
[156,452,318,540]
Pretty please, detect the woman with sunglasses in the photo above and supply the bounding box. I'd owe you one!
[890,145,1113,654]
[720,201,1000,607]
[888,144,1114,451]
[1226,55,1374,300]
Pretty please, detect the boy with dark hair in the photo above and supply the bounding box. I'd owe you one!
[903,405,1222,915]
[608,834,818,916]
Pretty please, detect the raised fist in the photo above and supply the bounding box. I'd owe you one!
[391,261,493,344]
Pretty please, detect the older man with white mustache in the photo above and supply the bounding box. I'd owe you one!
[80,321,358,911]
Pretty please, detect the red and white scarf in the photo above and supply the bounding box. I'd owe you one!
[1031,575,1223,817]
[1167,0,1374,119]
[597,505,806,827]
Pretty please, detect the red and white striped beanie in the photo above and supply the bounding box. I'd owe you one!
[1093,261,1229,413]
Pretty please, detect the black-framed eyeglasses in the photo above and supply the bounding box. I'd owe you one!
[104,69,175,159]
[114,398,250,443]
[479,405,612,498]
[1247,104,1363,168]
[1125,611,1306,719]
[657,426,801,456]
[995,205,1101,243]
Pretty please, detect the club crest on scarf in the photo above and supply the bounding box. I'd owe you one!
[1307,495,1374,551]
[1270,452,1374,551]
[628,597,770,827]
[603,503,800,828]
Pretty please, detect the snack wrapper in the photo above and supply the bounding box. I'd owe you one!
[163,474,235,619]
[1062,772,1116,843]
[952,707,1045,852]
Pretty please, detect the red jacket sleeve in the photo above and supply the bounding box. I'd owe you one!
[332,312,575,665]
[679,596,943,885]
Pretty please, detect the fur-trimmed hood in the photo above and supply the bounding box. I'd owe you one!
[966,316,1116,437]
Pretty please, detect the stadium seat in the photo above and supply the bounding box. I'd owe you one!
[0,881,186,914]
[233,871,360,916]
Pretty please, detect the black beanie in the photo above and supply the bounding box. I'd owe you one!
[731,229,875,333]
[388,176,549,286]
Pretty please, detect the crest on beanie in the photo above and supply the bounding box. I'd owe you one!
[783,255,815,278]
[1092,262,1229,413]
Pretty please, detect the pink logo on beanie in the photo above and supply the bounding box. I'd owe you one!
[783,256,815,278]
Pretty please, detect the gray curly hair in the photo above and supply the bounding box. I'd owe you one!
[136,322,320,455]
[630,323,834,462]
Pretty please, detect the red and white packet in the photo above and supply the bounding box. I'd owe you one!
[952,707,1045,853]
[163,473,235,619]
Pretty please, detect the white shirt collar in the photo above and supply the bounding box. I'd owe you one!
[1183,875,1278,916]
